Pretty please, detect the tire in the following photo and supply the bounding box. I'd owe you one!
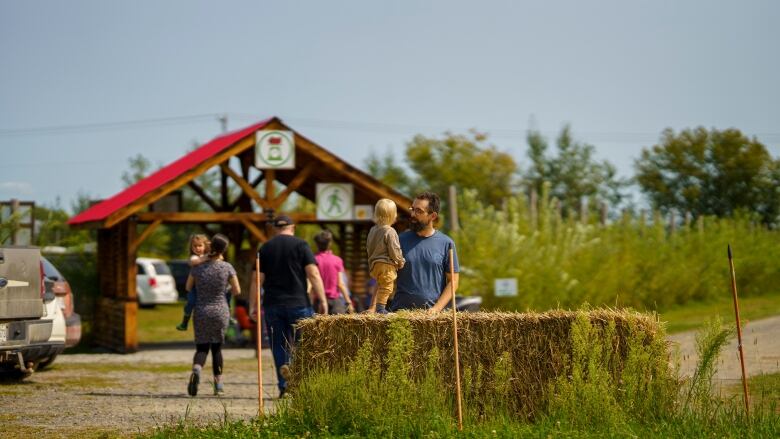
[37,355,57,370]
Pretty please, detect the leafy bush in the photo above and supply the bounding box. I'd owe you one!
[453,188,780,312]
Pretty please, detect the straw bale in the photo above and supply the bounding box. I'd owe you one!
[290,308,664,416]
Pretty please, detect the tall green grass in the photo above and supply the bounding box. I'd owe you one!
[453,188,780,312]
[146,314,780,438]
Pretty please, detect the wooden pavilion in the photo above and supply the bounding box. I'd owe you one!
[68,117,411,352]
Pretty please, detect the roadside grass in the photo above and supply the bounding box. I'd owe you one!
[658,293,780,334]
[137,302,193,344]
[723,372,780,414]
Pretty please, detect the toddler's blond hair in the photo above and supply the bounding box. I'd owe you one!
[373,198,397,226]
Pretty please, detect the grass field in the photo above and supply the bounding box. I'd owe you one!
[137,302,194,344]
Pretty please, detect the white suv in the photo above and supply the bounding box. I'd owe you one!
[136,258,178,306]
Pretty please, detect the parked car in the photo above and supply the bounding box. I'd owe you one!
[31,257,83,370]
[167,259,190,299]
[136,258,178,306]
[0,247,62,378]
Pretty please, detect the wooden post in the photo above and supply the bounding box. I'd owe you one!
[448,185,460,232]
[580,198,588,225]
[600,202,608,226]
[255,256,264,415]
[727,244,750,417]
[449,246,463,431]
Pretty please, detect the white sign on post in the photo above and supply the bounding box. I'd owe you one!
[255,130,295,169]
[353,205,373,221]
[316,183,354,221]
[494,278,518,297]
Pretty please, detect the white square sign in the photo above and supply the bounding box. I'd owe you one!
[353,205,373,221]
[316,183,354,221]
[494,278,518,297]
[255,130,295,169]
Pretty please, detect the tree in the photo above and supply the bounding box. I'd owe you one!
[634,127,780,224]
[523,125,626,216]
[364,149,418,197]
[404,131,518,208]
[121,154,155,187]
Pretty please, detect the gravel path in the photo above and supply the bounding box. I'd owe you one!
[2,315,779,438]
[668,314,780,381]
[0,346,280,438]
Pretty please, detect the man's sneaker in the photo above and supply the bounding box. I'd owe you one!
[187,371,199,397]
[279,364,291,381]
[213,381,225,396]
[176,322,187,331]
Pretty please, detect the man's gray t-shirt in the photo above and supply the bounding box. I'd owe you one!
[389,230,459,311]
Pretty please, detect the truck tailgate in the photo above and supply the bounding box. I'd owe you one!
[0,247,43,319]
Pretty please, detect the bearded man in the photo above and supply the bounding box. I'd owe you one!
[388,191,460,313]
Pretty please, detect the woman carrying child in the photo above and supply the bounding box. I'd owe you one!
[185,233,240,396]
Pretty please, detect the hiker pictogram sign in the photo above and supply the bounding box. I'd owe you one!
[255,130,295,169]
[316,183,353,221]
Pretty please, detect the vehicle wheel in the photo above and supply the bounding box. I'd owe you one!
[37,355,57,370]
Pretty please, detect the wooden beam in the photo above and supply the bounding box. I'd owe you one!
[220,163,271,210]
[250,174,264,188]
[135,211,317,223]
[264,169,276,207]
[239,218,268,243]
[129,219,163,254]
[187,181,220,212]
[292,132,412,211]
[104,134,257,228]
[272,162,316,209]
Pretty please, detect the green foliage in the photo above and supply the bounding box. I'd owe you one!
[284,317,454,437]
[364,149,418,197]
[524,125,627,215]
[405,131,517,209]
[453,188,780,312]
[547,315,627,429]
[635,127,780,225]
[682,317,734,417]
[145,316,780,438]
[122,154,156,187]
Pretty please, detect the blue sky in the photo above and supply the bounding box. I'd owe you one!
[1,1,778,212]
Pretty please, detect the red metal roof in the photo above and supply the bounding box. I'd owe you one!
[68,118,272,226]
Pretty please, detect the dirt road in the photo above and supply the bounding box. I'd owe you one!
[668,314,780,381]
[0,345,279,438]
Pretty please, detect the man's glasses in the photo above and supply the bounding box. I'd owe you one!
[409,207,430,216]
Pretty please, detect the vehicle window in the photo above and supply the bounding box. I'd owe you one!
[136,264,146,275]
[41,257,64,280]
[152,262,171,275]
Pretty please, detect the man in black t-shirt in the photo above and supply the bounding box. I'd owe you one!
[250,215,327,397]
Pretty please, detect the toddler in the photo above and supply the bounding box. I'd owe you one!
[365,199,405,314]
[176,234,210,331]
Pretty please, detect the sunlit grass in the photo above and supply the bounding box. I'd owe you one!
[137,302,193,344]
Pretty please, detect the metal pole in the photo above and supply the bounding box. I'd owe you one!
[727,244,750,417]
[255,255,264,415]
[449,246,463,431]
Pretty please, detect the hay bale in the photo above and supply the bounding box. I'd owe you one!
[291,309,664,417]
